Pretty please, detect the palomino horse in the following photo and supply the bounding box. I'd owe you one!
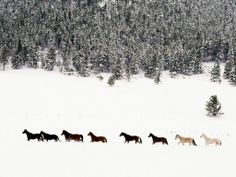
[119,132,142,144]
[40,131,60,142]
[200,133,222,146]
[87,132,107,143]
[175,134,197,146]
[148,133,168,145]
[61,130,83,142]
[22,129,43,141]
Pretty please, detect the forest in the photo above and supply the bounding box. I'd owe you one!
[0,0,236,83]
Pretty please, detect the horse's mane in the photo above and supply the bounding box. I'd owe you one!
[88,132,95,137]
[120,132,128,136]
[62,130,71,136]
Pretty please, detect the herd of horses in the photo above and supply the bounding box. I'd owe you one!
[22,129,222,146]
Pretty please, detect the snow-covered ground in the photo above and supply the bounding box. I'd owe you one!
[0,66,235,177]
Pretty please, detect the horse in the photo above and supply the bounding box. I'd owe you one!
[200,133,222,146]
[40,131,60,142]
[119,132,142,144]
[22,129,43,141]
[87,132,107,143]
[61,130,83,142]
[148,133,168,145]
[175,134,197,146]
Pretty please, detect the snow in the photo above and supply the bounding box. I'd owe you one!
[0,67,235,177]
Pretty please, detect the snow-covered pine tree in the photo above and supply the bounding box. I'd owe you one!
[223,59,233,79]
[107,75,116,86]
[11,40,24,69]
[0,46,9,70]
[44,47,56,71]
[205,95,222,116]
[210,60,221,82]
[229,63,236,85]
[112,57,124,80]
[154,67,161,84]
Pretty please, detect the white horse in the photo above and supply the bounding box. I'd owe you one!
[200,133,222,146]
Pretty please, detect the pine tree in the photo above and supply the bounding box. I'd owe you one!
[44,47,56,71]
[210,61,221,82]
[0,46,9,70]
[205,95,222,116]
[107,75,115,86]
[223,59,233,79]
[154,67,161,84]
[112,58,123,80]
[229,64,236,85]
[11,40,24,69]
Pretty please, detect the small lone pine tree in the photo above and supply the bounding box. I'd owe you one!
[107,75,116,86]
[205,95,222,116]
[210,61,221,82]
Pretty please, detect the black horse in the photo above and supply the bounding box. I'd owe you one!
[40,131,60,142]
[148,133,168,145]
[22,129,43,141]
[119,132,142,144]
[61,130,83,142]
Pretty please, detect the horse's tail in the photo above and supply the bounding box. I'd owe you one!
[165,139,168,145]
[139,137,142,144]
[192,139,197,146]
[81,135,84,142]
[104,137,107,143]
[57,136,61,142]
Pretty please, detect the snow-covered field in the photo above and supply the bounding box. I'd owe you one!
[0,67,235,177]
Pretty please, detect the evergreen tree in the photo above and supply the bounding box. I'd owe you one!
[223,59,233,79]
[44,47,56,71]
[107,75,116,86]
[229,64,236,85]
[11,40,24,69]
[205,95,222,116]
[154,67,161,84]
[0,46,9,70]
[112,58,124,80]
[210,61,221,82]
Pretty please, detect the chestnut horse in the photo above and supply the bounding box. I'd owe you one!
[87,132,107,143]
[22,129,43,141]
[175,134,197,146]
[61,130,83,142]
[40,131,60,142]
[119,132,142,144]
[148,133,168,145]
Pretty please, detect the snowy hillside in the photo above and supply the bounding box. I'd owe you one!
[0,67,235,177]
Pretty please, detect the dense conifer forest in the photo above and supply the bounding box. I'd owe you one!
[1,0,236,82]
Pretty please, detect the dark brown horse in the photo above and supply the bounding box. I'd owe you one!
[87,132,107,143]
[148,133,168,145]
[22,129,43,141]
[119,132,142,144]
[61,130,83,142]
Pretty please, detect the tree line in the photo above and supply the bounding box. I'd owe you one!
[1,0,236,84]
